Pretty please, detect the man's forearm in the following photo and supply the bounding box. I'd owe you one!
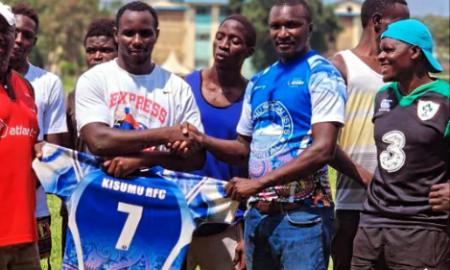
[81,123,179,156]
[329,146,370,186]
[203,135,249,167]
[45,133,64,146]
[139,149,206,172]
[61,132,74,149]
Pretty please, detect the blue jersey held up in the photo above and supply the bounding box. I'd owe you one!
[32,144,238,270]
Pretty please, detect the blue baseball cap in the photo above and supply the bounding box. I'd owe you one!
[381,19,443,73]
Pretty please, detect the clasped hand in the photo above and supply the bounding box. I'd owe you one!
[102,123,204,178]
[224,177,264,202]
[166,122,203,157]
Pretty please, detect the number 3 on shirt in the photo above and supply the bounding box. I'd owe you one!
[116,202,143,251]
[380,130,406,173]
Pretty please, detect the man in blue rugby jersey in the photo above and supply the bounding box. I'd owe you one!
[170,0,349,268]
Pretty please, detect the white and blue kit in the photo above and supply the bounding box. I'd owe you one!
[32,144,238,270]
[236,50,347,204]
[236,51,347,269]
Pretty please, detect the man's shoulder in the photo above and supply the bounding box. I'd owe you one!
[307,53,339,74]
[373,83,396,105]
[429,79,450,99]
[255,61,279,78]
[247,63,278,87]
[26,64,62,85]
[377,82,396,94]
[67,90,75,103]
[11,70,34,94]
[304,53,345,89]
[82,60,116,77]
[184,70,200,83]
[156,65,191,90]
[328,51,347,79]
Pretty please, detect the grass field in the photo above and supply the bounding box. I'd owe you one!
[40,170,337,270]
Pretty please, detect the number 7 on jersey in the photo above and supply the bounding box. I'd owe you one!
[116,202,143,251]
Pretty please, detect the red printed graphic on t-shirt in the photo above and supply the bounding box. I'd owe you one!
[109,92,167,124]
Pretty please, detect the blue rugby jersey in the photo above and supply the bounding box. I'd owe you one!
[32,144,238,270]
[237,50,347,205]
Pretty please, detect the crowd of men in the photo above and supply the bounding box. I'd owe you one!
[0,0,449,269]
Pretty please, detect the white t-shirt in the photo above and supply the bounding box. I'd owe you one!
[25,63,67,218]
[75,59,203,147]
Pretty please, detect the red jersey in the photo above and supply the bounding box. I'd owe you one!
[0,70,39,247]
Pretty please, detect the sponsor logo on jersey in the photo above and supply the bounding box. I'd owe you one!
[380,99,393,112]
[418,100,440,121]
[0,119,6,138]
[287,78,305,87]
[380,130,406,173]
[254,85,266,91]
[0,119,37,139]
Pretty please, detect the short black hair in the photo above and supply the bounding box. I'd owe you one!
[361,0,408,28]
[273,0,312,23]
[84,18,117,47]
[116,1,159,30]
[12,4,39,33]
[220,14,257,48]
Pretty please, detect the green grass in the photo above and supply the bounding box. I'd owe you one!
[42,169,337,270]
[40,195,63,270]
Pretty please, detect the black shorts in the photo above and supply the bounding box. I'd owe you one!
[36,215,52,259]
[352,226,450,270]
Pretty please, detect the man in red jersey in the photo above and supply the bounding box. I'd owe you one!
[0,2,40,269]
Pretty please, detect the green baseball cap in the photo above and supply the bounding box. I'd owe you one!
[381,19,443,73]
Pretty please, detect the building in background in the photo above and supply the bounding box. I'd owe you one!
[150,0,255,77]
[182,0,228,70]
[162,50,191,75]
[149,0,364,76]
[150,0,189,66]
[331,0,363,53]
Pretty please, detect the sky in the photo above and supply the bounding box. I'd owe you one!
[324,0,449,16]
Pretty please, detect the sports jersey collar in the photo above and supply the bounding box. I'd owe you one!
[276,50,317,69]
[114,58,158,78]
[392,79,449,106]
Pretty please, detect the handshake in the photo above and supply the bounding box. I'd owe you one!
[166,122,205,157]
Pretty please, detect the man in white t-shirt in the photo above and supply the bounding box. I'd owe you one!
[9,3,67,262]
[75,1,205,176]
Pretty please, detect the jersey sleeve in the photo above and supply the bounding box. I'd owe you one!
[42,76,67,135]
[236,75,258,136]
[190,176,238,224]
[174,79,204,133]
[155,169,239,225]
[75,70,110,131]
[32,143,100,201]
[309,64,347,125]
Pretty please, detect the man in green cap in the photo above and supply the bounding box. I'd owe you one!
[351,19,449,269]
